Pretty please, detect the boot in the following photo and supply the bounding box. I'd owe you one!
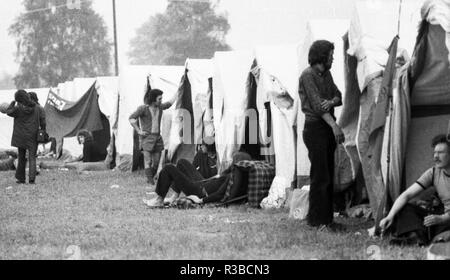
[145,168,155,185]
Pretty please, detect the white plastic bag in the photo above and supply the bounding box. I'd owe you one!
[288,186,310,220]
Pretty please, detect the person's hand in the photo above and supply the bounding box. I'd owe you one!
[379,216,394,232]
[138,130,149,137]
[332,125,345,144]
[320,100,334,111]
[424,215,443,227]
[186,195,203,204]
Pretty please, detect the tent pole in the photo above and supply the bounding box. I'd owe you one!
[112,0,119,76]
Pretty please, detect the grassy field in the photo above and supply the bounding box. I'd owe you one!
[0,168,426,260]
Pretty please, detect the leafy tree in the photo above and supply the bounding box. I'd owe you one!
[129,0,231,65]
[9,0,112,88]
[0,72,15,90]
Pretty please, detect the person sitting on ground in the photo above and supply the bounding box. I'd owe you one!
[192,143,217,179]
[379,134,450,245]
[65,130,107,164]
[143,152,252,208]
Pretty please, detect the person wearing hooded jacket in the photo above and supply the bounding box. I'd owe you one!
[2,90,45,184]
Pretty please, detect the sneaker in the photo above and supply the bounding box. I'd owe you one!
[164,194,179,205]
[143,197,164,208]
[29,180,35,185]
[16,180,25,184]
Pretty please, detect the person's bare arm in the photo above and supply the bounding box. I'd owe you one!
[322,113,345,144]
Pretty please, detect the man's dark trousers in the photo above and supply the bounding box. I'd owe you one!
[303,119,336,226]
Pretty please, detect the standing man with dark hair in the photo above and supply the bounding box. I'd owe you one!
[2,90,44,184]
[380,134,450,245]
[299,40,345,230]
[129,89,175,185]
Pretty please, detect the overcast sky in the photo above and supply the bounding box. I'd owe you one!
[0,0,355,77]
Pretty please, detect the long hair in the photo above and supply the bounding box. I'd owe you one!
[15,89,35,107]
[76,129,94,144]
[143,89,164,105]
[308,40,335,66]
[29,92,39,105]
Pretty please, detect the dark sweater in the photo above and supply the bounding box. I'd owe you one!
[193,151,217,179]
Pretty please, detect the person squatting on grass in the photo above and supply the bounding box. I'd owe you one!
[379,135,450,246]
[143,152,252,208]
[1,90,46,184]
[298,40,344,230]
[129,89,175,185]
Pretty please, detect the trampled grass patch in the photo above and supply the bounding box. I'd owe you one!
[0,168,426,260]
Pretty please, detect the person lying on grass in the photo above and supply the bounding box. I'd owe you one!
[379,134,450,246]
[143,152,252,208]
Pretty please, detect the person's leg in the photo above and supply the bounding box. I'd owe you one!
[176,159,204,181]
[393,204,428,243]
[304,122,334,226]
[145,165,203,207]
[142,150,154,184]
[150,151,161,175]
[15,148,26,183]
[28,145,37,183]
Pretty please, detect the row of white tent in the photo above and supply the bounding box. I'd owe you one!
[1,0,449,212]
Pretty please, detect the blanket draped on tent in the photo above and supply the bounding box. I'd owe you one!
[45,83,104,139]
[223,160,275,208]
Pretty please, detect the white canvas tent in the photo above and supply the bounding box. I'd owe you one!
[404,0,450,188]
[52,77,119,157]
[249,44,301,208]
[0,88,50,151]
[213,50,255,172]
[167,59,214,163]
[115,65,184,172]
[340,0,424,219]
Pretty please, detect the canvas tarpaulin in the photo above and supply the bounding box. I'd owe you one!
[52,77,119,158]
[45,83,104,140]
[167,59,214,163]
[341,0,423,220]
[213,50,255,173]
[249,44,299,209]
[405,0,450,188]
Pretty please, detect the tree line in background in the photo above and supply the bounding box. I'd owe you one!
[4,0,231,90]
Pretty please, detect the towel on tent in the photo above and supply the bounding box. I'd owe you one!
[223,160,275,208]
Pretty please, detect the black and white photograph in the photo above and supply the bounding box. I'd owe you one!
[1,0,450,263]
